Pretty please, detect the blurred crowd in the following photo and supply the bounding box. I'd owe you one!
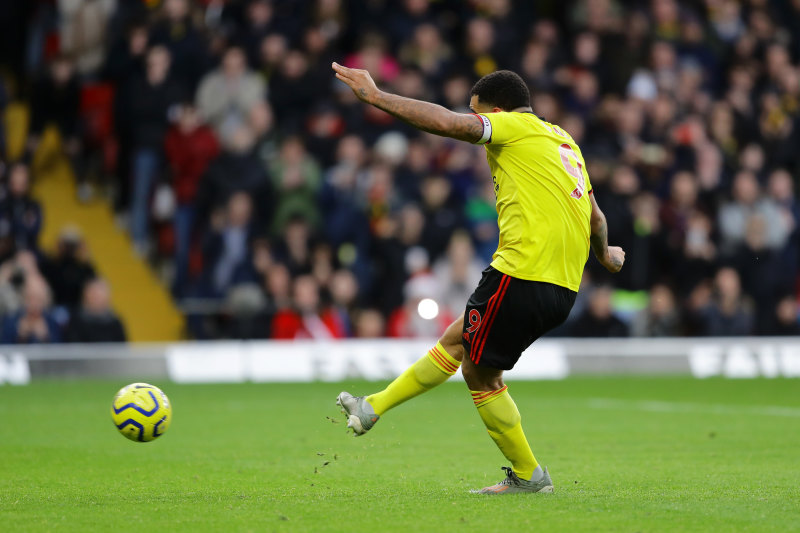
[0,163,126,343]
[0,0,798,342]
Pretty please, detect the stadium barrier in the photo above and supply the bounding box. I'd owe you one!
[1,337,799,385]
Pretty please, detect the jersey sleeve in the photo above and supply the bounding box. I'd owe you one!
[474,112,518,145]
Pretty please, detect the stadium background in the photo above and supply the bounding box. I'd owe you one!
[0,0,798,343]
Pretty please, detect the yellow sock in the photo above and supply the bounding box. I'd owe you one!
[366,342,460,415]
[472,386,538,480]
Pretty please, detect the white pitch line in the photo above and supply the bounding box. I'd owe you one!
[586,398,800,418]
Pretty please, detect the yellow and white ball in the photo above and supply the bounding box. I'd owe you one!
[110,383,172,442]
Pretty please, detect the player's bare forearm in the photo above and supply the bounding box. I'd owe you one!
[332,62,482,143]
[590,214,610,262]
[590,193,625,273]
[371,91,483,142]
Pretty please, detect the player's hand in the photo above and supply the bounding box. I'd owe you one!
[602,246,626,273]
[332,62,379,104]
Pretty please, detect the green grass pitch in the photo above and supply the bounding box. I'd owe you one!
[1,377,799,532]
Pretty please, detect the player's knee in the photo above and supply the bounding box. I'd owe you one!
[461,360,503,391]
[461,365,480,390]
[440,340,465,362]
[439,319,466,362]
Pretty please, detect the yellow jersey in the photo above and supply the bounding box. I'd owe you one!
[474,111,592,292]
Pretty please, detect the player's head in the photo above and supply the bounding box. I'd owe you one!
[469,70,531,113]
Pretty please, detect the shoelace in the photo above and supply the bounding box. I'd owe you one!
[500,466,522,486]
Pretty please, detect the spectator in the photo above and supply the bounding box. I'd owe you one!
[718,171,789,256]
[105,21,150,212]
[595,165,637,287]
[391,136,425,202]
[121,45,185,253]
[0,163,43,259]
[767,168,800,280]
[732,214,787,333]
[564,71,601,122]
[464,178,499,264]
[660,171,699,257]
[40,227,97,310]
[149,0,208,90]
[354,308,386,338]
[0,251,41,317]
[271,275,345,339]
[201,192,256,298]
[28,55,81,165]
[240,0,280,68]
[387,274,454,338]
[268,136,322,234]
[419,175,462,263]
[399,23,452,80]
[249,236,273,282]
[626,192,667,290]
[570,285,629,337]
[58,0,115,76]
[66,278,127,343]
[310,241,334,288]
[1,275,61,344]
[164,102,220,295]
[196,46,265,143]
[305,103,347,168]
[369,203,423,315]
[668,210,716,297]
[103,21,148,84]
[519,40,556,93]
[432,230,483,319]
[255,33,288,84]
[275,215,314,276]
[319,135,372,279]
[631,284,681,337]
[373,131,409,185]
[328,269,359,337]
[221,283,269,340]
[764,297,800,336]
[343,33,400,85]
[699,268,754,336]
[195,125,271,226]
[388,0,435,47]
[440,74,472,113]
[268,50,319,133]
[461,18,498,78]
[264,262,292,315]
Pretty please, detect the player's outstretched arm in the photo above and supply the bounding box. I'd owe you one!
[589,192,625,273]
[332,62,483,143]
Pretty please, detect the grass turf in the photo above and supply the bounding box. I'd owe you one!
[1,377,799,532]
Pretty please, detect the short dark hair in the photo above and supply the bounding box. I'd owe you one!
[470,70,531,111]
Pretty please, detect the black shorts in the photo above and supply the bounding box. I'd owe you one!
[462,267,577,370]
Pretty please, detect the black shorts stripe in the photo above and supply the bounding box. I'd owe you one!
[473,274,510,365]
[469,273,507,363]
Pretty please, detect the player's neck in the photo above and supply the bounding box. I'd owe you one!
[509,106,533,113]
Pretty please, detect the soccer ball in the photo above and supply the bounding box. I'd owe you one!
[110,383,172,442]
